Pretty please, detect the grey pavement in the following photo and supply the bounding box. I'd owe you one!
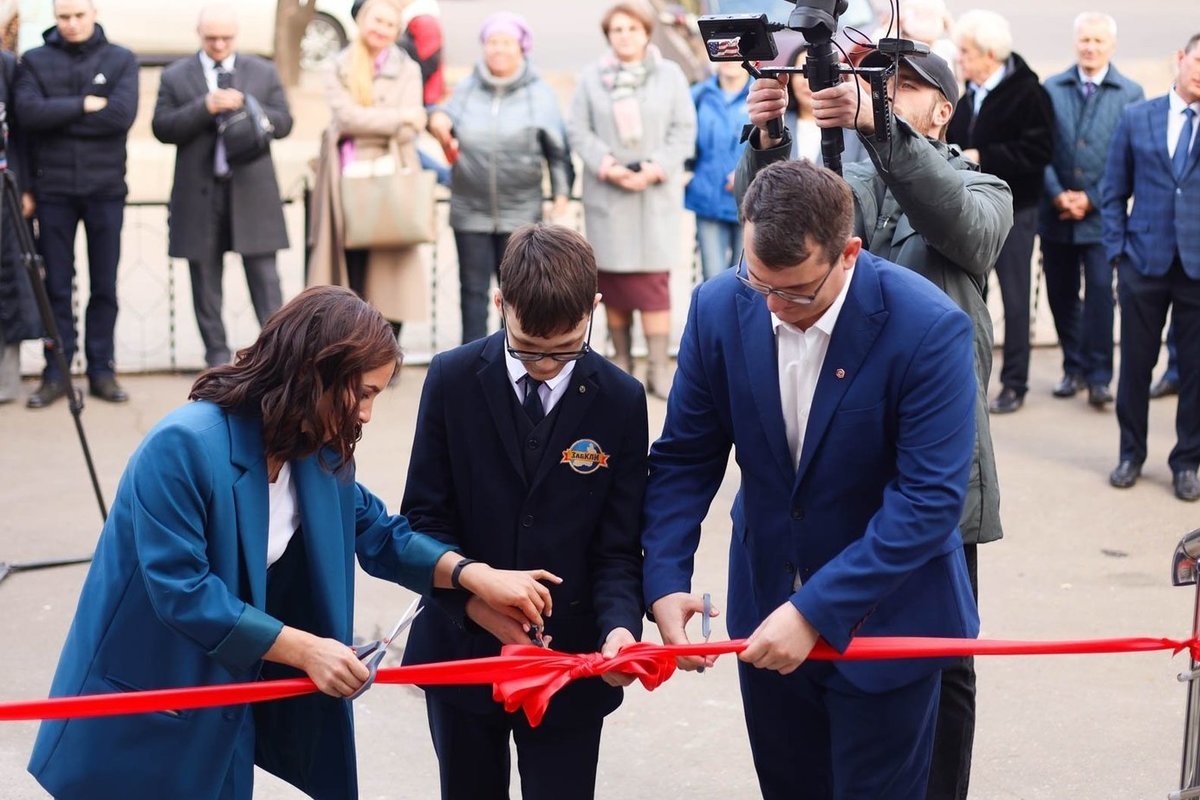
[1,343,1199,799]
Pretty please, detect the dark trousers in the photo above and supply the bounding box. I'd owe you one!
[994,206,1039,395]
[35,195,124,381]
[738,658,941,799]
[188,182,282,367]
[454,230,510,344]
[1042,240,1114,386]
[927,543,978,800]
[1164,318,1180,381]
[345,247,402,340]
[1116,259,1200,469]
[425,694,603,800]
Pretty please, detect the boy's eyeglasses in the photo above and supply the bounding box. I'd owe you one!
[501,303,594,363]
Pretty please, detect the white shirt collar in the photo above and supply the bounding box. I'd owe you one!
[199,51,236,71]
[1170,87,1200,116]
[973,62,1006,94]
[1077,64,1108,87]
[771,264,856,338]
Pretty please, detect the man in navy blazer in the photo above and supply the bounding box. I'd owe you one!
[642,160,979,799]
[1101,33,1200,501]
[401,224,648,800]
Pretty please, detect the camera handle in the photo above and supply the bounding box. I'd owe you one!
[744,60,894,175]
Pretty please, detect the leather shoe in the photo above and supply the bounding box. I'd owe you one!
[1151,376,1180,399]
[88,375,129,403]
[1052,373,1085,398]
[989,387,1024,414]
[1087,384,1114,407]
[1109,460,1142,488]
[26,379,70,409]
[1175,469,1200,502]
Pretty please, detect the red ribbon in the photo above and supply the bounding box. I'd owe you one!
[2,636,1195,727]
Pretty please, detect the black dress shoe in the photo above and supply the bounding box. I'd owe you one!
[989,387,1024,414]
[1087,384,1114,407]
[1151,376,1180,399]
[1109,460,1142,488]
[1052,373,1085,398]
[26,379,70,409]
[1175,469,1200,502]
[88,375,129,403]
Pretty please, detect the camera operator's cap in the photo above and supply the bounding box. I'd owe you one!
[859,49,960,107]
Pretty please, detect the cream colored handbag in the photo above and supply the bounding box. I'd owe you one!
[339,140,436,249]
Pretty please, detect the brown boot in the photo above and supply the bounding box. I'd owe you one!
[609,324,633,373]
[646,334,672,399]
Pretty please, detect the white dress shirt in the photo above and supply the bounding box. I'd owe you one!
[198,51,237,92]
[774,265,856,470]
[505,349,576,416]
[266,460,299,568]
[970,63,1006,115]
[1077,64,1108,95]
[1168,87,1200,160]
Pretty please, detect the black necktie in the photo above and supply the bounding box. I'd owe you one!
[522,376,545,424]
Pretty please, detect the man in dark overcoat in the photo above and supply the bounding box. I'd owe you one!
[151,2,292,369]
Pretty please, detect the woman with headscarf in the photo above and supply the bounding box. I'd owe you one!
[569,2,695,398]
[426,12,573,344]
[308,0,429,344]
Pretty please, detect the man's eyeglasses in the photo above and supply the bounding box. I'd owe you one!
[501,302,594,363]
[736,250,837,306]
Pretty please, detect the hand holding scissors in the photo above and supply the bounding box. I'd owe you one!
[348,597,424,700]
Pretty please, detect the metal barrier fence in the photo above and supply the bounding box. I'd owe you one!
[16,194,706,375]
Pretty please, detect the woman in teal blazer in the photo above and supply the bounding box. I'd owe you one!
[28,286,556,800]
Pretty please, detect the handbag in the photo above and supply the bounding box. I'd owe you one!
[218,94,274,166]
[339,140,436,249]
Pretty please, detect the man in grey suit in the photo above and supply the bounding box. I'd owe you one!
[151,3,292,368]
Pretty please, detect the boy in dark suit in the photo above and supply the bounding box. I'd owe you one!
[400,223,648,800]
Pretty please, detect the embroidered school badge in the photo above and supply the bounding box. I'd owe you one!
[560,439,610,475]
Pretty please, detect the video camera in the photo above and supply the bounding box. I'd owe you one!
[697,1,929,174]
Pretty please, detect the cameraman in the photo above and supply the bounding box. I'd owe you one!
[0,47,37,405]
[735,50,1012,800]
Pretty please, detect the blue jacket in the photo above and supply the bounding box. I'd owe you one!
[14,25,138,199]
[1101,94,1200,278]
[401,334,647,724]
[642,250,980,693]
[29,401,455,800]
[1040,63,1143,244]
[685,75,749,223]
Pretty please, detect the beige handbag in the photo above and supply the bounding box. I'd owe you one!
[339,140,436,249]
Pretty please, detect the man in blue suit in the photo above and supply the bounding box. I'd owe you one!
[401,223,648,800]
[1101,32,1200,501]
[642,159,979,799]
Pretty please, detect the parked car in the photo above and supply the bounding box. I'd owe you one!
[17,1,357,70]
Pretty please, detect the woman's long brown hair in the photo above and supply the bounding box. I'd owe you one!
[189,285,401,473]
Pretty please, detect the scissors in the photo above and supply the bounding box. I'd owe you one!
[698,592,712,674]
[348,597,423,700]
[528,623,546,648]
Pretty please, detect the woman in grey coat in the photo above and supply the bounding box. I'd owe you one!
[428,12,572,344]
[569,2,696,397]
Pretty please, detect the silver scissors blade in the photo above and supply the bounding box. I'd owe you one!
[383,597,423,647]
[702,593,712,641]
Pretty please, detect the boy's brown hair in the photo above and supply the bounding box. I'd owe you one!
[499,223,597,337]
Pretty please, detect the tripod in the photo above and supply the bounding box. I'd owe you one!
[0,167,104,586]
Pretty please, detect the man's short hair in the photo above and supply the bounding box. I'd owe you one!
[499,224,597,337]
[1186,33,1200,55]
[742,160,854,270]
[953,9,1013,62]
[1073,12,1117,39]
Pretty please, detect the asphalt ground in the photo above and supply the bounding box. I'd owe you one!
[1,342,1199,799]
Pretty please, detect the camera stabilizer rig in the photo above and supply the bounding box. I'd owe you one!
[697,1,928,175]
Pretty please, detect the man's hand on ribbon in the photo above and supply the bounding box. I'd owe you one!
[467,595,554,648]
[738,602,819,676]
[650,592,720,672]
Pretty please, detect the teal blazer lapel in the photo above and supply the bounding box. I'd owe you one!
[228,412,269,609]
[795,259,888,488]
[736,289,794,478]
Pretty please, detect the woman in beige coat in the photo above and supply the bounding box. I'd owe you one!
[308,0,428,339]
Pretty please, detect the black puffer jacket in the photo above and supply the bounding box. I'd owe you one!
[14,25,138,199]
[947,52,1054,210]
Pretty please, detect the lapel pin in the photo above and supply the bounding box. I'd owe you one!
[578,385,587,394]
[835,368,846,379]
